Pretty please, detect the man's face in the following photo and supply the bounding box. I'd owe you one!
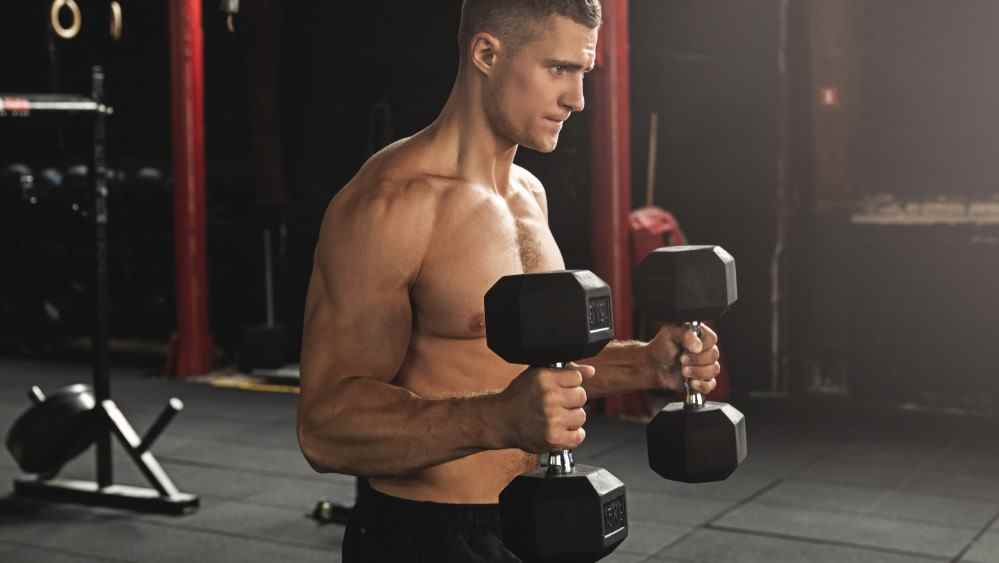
[485,16,598,153]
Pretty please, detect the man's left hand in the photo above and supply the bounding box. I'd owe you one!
[642,323,721,395]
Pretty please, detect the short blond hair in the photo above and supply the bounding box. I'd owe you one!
[458,0,602,59]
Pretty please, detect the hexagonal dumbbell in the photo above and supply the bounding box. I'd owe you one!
[634,245,748,483]
[486,270,628,562]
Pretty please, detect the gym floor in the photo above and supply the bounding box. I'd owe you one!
[0,360,999,563]
[2,358,998,563]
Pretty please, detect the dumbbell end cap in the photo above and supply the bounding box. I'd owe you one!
[647,401,747,483]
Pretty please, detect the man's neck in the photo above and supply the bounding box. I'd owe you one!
[424,71,519,194]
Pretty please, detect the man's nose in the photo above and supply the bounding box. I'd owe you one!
[562,76,585,113]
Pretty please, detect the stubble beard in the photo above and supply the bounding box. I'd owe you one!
[483,83,552,153]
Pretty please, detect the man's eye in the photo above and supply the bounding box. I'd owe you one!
[552,66,567,75]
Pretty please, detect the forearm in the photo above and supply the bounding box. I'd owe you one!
[578,340,654,399]
[298,376,506,478]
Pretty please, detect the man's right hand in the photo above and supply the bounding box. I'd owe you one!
[495,363,596,453]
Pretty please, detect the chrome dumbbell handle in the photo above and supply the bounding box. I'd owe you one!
[682,321,706,410]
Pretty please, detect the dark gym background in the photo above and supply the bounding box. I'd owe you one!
[3,0,999,412]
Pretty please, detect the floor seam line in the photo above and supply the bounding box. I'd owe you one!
[949,507,999,563]
[704,524,950,561]
[652,477,785,557]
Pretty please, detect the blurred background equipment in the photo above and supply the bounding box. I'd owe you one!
[237,225,289,375]
[1,66,198,515]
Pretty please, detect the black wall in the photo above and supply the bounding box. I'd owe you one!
[853,0,999,198]
[631,1,786,394]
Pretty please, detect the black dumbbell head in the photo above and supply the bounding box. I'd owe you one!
[646,402,747,483]
[635,245,737,322]
[485,270,614,365]
[501,464,628,562]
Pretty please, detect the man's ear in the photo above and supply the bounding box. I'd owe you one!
[470,32,503,76]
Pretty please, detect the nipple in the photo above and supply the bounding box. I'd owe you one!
[469,313,486,334]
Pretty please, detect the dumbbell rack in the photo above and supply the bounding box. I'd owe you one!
[2,66,199,515]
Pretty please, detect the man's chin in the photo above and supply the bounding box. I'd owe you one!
[522,137,559,154]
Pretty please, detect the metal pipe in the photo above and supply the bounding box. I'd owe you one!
[770,0,791,394]
[138,398,184,454]
[90,65,115,488]
[28,386,46,405]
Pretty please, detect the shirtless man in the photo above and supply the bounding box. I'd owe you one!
[297,1,722,560]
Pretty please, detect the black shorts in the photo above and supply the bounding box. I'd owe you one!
[342,482,522,562]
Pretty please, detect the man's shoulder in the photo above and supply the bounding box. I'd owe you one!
[327,174,443,238]
[512,164,546,195]
[317,172,439,273]
[335,145,448,214]
[352,137,463,202]
[512,164,548,216]
[363,174,444,203]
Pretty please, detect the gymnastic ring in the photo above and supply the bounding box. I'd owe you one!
[110,1,123,41]
[50,0,82,40]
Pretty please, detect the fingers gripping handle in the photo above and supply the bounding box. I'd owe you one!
[538,361,576,475]
[683,322,706,410]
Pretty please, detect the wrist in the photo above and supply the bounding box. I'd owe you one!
[638,341,678,392]
[635,341,661,388]
[469,392,511,451]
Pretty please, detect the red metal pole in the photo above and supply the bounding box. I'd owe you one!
[169,0,213,377]
[590,0,633,414]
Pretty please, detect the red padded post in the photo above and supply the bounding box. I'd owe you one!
[168,0,213,377]
[589,0,633,415]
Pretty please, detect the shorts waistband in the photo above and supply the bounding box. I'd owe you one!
[356,484,502,532]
